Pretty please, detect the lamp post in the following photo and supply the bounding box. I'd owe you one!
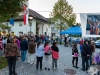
[29,16,33,37]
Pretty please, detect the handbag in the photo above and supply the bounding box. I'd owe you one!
[74,53,78,57]
[47,47,52,55]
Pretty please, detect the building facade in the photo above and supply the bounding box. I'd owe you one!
[6,9,51,36]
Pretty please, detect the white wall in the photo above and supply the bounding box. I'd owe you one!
[44,24,51,36]
[37,23,51,36]
[10,19,36,36]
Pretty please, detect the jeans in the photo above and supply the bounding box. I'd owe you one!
[82,56,89,71]
[7,56,16,75]
[89,54,92,66]
[72,57,78,67]
[21,50,27,62]
[52,58,57,68]
[36,57,43,70]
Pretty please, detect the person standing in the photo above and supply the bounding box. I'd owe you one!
[36,42,44,70]
[27,38,36,64]
[2,37,7,54]
[5,37,20,75]
[88,40,92,66]
[72,43,79,68]
[91,41,95,64]
[51,42,59,70]
[20,37,28,63]
[44,42,52,70]
[81,40,90,71]
[0,37,3,56]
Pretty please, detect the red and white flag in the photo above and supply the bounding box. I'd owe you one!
[23,1,29,25]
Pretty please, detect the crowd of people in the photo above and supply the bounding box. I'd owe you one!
[0,34,60,75]
[0,33,100,75]
[72,39,100,74]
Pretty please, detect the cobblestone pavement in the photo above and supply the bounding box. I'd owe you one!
[0,44,100,75]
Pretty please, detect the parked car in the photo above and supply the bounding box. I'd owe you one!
[95,40,100,48]
[72,38,81,44]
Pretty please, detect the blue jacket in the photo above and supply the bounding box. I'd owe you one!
[80,44,83,52]
[20,40,28,51]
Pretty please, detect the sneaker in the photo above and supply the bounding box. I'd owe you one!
[52,68,55,70]
[73,65,75,67]
[55,68,57,70]
[45,67,47,70]
[48,68,50,71]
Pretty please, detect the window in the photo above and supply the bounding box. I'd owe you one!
[19,22,22,26]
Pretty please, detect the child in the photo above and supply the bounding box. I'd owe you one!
[72,43,79,68]
[51,42,59,70]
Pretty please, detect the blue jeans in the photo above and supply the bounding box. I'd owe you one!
[21,50,27,62]
[89,54,92,66]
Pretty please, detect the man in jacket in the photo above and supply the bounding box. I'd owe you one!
[5,37,20,75]
[82,40,91,71]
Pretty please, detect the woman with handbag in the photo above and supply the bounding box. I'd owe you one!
[44,41,52,70]
[51,42,59,70]
[72,43,79,68]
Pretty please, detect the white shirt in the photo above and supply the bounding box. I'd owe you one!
[2,39,7,44]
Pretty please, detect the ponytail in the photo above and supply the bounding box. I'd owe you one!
[37,42,41,49]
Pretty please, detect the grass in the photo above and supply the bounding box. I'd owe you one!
[0,57,8,70]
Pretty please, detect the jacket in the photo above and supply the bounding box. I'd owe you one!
[20,40,28,50]
[16,39,20,49]
[94,53,100,64]
[36,45,44,57]
[51,46,59,59]
[72,47,78,57]
[82,44,91,56]
[44,45,51,55]
[28,41,36,54]
[5,43,20,57]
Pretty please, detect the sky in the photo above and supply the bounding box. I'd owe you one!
[29,0,100,22]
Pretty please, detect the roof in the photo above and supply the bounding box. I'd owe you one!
[14,9,49,23]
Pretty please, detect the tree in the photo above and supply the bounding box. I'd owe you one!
[0,0,28,22]
[76,22,81,26]
[50,0,76,31]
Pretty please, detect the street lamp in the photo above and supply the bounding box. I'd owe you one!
[28,16,33,37]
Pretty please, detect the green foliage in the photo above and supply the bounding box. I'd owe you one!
[0,23,11,30]
[0,0,28,22]
[50,0,76,31]
[0,57,8,70]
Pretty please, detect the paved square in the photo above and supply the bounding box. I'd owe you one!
[1,44,99,75]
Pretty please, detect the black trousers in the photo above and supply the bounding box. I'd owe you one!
[36,57,43,70]
[7,56,16,75]
[72,57,78,67]
[82,56,89,71]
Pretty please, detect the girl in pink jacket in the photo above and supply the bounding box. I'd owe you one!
[51,42,59,70]
[44,42,52,70]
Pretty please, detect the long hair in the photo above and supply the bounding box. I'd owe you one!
[44,41,49,48]
[73,43,77,48]
[37,42,41,49]
[52,42,56,47]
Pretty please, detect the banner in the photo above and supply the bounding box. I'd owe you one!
[80,13,100,37]
[23,1,29,25]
